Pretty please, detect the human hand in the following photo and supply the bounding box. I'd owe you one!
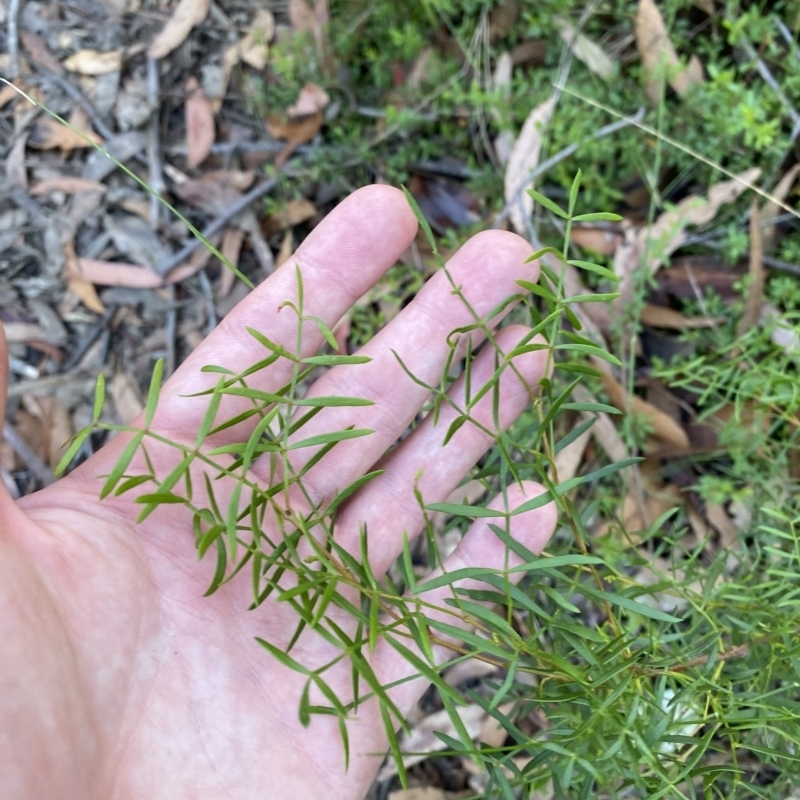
[0,186,557,799]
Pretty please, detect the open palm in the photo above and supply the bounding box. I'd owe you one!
[1,186,557,800]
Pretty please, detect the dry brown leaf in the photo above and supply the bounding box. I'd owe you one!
[184,76,215,169]
[217,226,245,299]
[504,95,557,235]
[213,9,277,111]
[203,169,255,191]
[635,0,703,102]
[20,31,63,74]
[706,503,739,550]
[239,9,275,70]
[635,168,762,276]
[570,226,621,256]
[275,230,295,268]
[148,0,210,60]
[488,0,520,42]
[63,48,123,75]
[555,17,614,80]
[6,135,28,189]
[30,177,106,195]
[640,303,720,329]
[72,258,162,289]
[479,702,515,748]
[266,110,323,167]
[601,372,690,450]
[263,198,317,235]
[378,705,487,780]
[28,111,104,151]
[692,0,715,14]
[735,200,764,341]
[289,0,316,31]
[286,83,330,117]
[111,371,144,425]
[444,658,498,687]
[64,239,106,314]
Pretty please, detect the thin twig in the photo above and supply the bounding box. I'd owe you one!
[492,109,645,228]
[2,421,55,486]
[7,0,21,79]
[156,175,283,276]
[146,57,165,229]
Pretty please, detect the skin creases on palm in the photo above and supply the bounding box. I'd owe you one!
[0,186,557,800]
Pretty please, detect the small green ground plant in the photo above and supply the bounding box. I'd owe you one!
[51,166,800,798]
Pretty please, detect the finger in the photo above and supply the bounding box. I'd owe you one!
[0,321,12,507]
[374,482,557,721]
[250,230,537,501]
[335,325,548,576]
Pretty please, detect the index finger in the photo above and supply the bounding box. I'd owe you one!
[153,185,419,436]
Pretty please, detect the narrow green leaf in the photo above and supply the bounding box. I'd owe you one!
[195,379,224,448]
[402,184,438,256]
[326,470,384,516]
[554,416,596,453]
[288,428,373,450]
[135,491,186,504]
[197,523,226,559]
[561,401,621,415]
[381,701,408,789]
[554,343,622,366]
[144,359,164,427]
[256,636,312,676]
[527,189,569,219]
[246,327,297,361]
[567,292,622,303]
[54,427,91,476]
[527,246,562,262]
[294,396,374,407]
[571,212,623,223]
[301,354,371,366]
[425,502,508,519]
[568,170,582,217]
[304,315,340,351]
[442,414,468,445]
[226,481,244,559]
[517,279,559,303]
[555,361,603,377]
[580,585,682,623]
[114,474,153,496]
[203,537,228,596]
[567,259,619,281]
[92,374,106,423]
[100,430,145,499]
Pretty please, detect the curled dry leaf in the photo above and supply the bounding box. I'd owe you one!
[504,94,557,235]
[639,303,720,329]
[111,371,144,426]
[601,371,690,450]
[72,258,162,289]
[184,76,215,169]
[617,167,762,287]
[266,110,323,167]
[239,9,275,70]
[148,0,210,60]
[263,198,317,235]
[555,16,614,80]
[570,226,621,256]
[30,177,106,195]
[286,83,330,117]
[28,111,104,151]
[20,31,63,74]
[215,9,276,111]
[635,0,703,102]
[63,48,123,75]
